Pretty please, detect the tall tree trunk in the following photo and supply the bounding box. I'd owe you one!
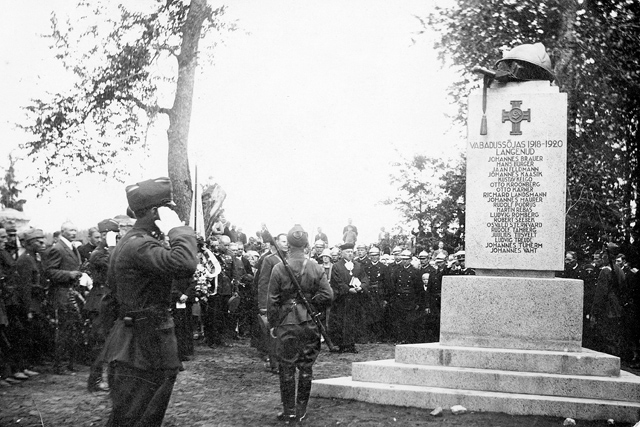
[167,0,208,223]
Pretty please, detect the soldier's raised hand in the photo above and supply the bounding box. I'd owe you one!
[155,206,184,235]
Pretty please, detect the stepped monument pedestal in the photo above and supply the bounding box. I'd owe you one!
[313,75,640,422]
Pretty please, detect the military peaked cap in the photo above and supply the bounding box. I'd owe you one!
[24,228,45,241]
[98,218,120,233]
[126,177,176,212]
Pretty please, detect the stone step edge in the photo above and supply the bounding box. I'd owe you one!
[312,377,640,422]
[355,359,638,384]
[396,343,618,358]
[394,343,620,376]
[351,360,639,402]
[313,376,640,407]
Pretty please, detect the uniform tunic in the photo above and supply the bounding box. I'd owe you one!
[267,255,333,367]
[389,264,423,343]
[101,220,197,427]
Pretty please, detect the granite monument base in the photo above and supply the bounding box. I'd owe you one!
[312,276,640,422]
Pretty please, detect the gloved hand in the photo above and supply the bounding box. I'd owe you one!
[155,206,184,235]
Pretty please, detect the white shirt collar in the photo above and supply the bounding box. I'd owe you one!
[59,235,73,250]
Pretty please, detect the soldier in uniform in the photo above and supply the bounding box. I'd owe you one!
[388,249,423,343]
[101,177,198,427]
[267,225,333,423]
[424,252,448,342]
[85,219,119,392]
[363,246,389,342]
[417,250,431,274]
[355,243,370,267]
[389,246,403,274]
[451,251,475,275]
[14,228,46,377]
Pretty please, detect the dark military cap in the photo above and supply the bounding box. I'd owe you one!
[340,242,355,250]
[24,228,45,241]
[126,177,176,212]
[98,218,120,233]
[287,224,308,248]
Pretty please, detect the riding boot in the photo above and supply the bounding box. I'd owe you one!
[296,366,313,422]
[277,363,297,423]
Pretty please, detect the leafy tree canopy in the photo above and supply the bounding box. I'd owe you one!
[0,155,27,212]
[383,152,466,252]
[417,0,639,260]
[19,0,235,221]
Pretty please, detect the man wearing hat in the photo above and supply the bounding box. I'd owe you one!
[13,228,46,378]
[310,240,326,264]
[452,251,475,275]
[590,244,626,357]
[388,249,423,343]
[389,246,403,273]
[101,177,198,427]
[328,242,369,353]
[2,221,19,260]
[355,243,370,267]
[85,218,119,392]
[423,252,449,343]
[267,224,333,423]
[44,221,84,375]
[363,246,390,342]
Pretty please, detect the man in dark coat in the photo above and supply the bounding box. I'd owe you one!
[85,219,119,392]
[388,249,423,343]
[590,245,626,357]
[267,225,333,423]
[77,227,102,263]
[362,246,390,342]
[14,229,47,374]
[101,177,197,427]
[257,233,288,371]
[44,221,84,374]
[329,242,369,353]
[423,252,448,342]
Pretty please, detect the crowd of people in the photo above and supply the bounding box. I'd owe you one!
[0,199,639,423]
[559,246,640,367]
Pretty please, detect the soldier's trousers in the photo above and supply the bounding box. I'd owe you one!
[107,362,178,427]
[54,307,81,370]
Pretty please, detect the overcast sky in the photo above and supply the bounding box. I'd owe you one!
[1,0,463,244]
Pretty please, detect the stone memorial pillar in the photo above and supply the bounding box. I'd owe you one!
[439,80,583,352]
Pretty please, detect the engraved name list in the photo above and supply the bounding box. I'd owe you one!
[469,138,564,254]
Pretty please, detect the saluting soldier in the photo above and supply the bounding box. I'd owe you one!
[267,225,333,423]
[101,177,197,427]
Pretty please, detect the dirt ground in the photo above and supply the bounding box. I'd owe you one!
[1,340,637,427]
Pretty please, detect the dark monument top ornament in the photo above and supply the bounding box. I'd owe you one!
[473,42,554,135]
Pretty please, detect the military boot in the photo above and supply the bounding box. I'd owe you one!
[277,364,297,423]
[296,366,313,422]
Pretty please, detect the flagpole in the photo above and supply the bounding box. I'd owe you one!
[194,162,198,235]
